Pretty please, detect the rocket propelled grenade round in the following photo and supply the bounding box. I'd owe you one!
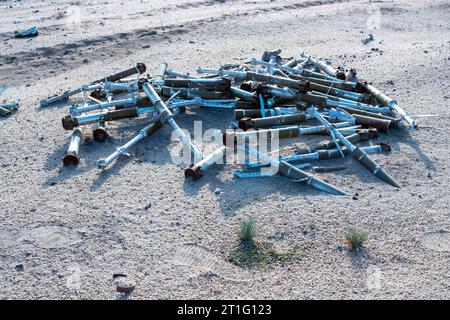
[364,83,417,129]
[184,146,227,180]
[309,107,400,188]
[244,145,348,196]
[141,81,202,164]
[91,63,146,85]
[63,128,83,166]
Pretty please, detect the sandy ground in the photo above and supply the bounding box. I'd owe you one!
[0,0,449,300]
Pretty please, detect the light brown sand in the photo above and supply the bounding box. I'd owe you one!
[0,0,449,299]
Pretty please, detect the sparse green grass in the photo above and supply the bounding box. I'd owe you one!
[345,229,369,251]
[230,217,299,268]
[238,216,256,242]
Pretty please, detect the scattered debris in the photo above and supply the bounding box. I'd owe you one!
[0,102,19,117]
[361,33,374,45]
[113,273,135,294]
[11,26,38,39]
[15,264,24,272]
[41,47,418,196]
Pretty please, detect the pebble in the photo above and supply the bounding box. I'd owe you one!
[113,274,135,294]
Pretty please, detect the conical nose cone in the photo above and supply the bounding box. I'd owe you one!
[375,168,401,188]
[310,177,349,196]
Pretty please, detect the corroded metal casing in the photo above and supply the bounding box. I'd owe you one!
[355,128,378,141]
[345,69,358,82]
[338,106,399,125]
[62,115,78,130]
[309,82,371,104]
[290,75,356,92]
[90,89,107,99]
[223,126,300,146]
[0,107,11,116]
[238,113,307,131]
[277,161,347,196]
[235,101,258,110]
[91,63,146,84]
[317,148,351,160]
[157,87,229,100]
[231,87,258,104]
[261,48,282,62]
[93,125,108,143]
[63,128,83,166]
[235,109,263,120]
[352,147,400,188]
[364,82,395,106]
[62,108,139,130]
[245,72,310,93]
[296,128,378,154]
[353,114,391,133]
[162,78,231,91]
[184,146,226,180]
[239,81,259,92]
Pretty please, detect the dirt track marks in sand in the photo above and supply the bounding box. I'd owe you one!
[0,0,352,87]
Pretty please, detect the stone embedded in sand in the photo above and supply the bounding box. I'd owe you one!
[113,274,135,294]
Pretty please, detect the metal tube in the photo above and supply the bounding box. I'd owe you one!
[0,102,18,109]
[92,95,111,143]
[96,108,183,169]
[40,84,102,107]
[279,144,389,163]
[230,87,258,103]
[141,81,202,163]
[156,86,228,100]
[337,106,399,124]
[62,107,142,130]
[63,128,83,166]
[250,58,349,84]
[298,129,379,154]
[299,52,346,79]
[224,121,356,144]
[91,63,146,84]
[0,107,11,116]
[238,113,309,130]
[309,107,400,188]
[184,146,226,180]
[244,145,348,196]
[196,68,310,93]
[364,83,417,129]
[310,82,370,103]
[69,97,136,116]
[166,68,199,79]
[159,79,231,91]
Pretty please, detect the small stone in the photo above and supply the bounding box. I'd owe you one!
[144,203,152,210]
[141,44,150,49]
[15,264,24,272]
[214,188,222,195]
[113,274,135,294]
